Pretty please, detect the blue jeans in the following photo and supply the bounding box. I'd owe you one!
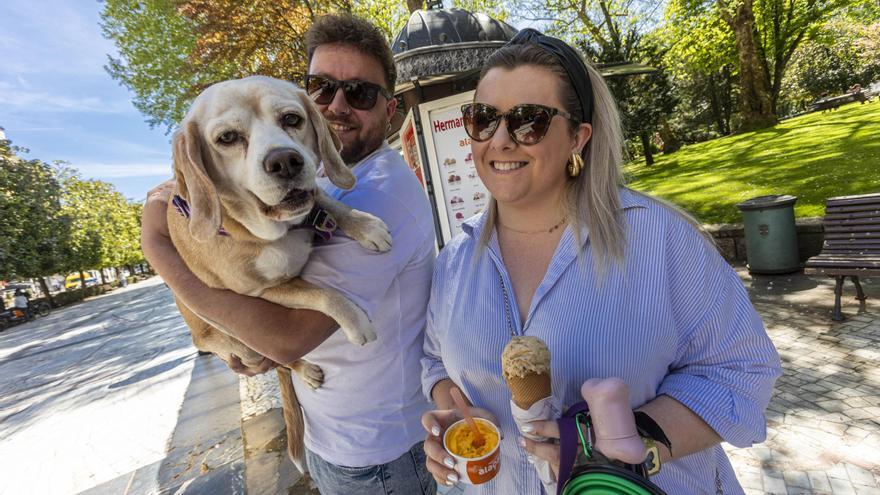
[306,442,437,495]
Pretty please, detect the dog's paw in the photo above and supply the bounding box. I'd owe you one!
[292,361,324,390]
[342,320,377,346]
[347,210,392,253]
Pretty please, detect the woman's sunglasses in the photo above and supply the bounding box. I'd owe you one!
[304,74,393,111]
[461,103,580,145]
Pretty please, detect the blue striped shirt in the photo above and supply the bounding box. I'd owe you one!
[422,188,781,494]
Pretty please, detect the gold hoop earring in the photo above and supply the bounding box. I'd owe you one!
[567,153,584,178]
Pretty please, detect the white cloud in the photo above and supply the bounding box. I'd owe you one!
[77,162,171,178]
[0,81,131,114]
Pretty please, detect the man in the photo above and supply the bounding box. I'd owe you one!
[13,289,31,320]
[141,13,437,495]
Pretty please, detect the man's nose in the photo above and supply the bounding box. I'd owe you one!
[326,85,351,115]
[263,148,304,179]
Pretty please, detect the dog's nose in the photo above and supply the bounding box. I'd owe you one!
[263,148,303,179]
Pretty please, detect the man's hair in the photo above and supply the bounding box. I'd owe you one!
[305,13,396,92]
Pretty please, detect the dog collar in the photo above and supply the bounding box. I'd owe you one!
[172,195,229,236]
[297,207,338,241]
[172,195,338,241]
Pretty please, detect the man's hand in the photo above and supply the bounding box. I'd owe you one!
[228,354,279,377]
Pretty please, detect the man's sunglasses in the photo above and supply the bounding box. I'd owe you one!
[461,103,580,145]
[304,75,393,111]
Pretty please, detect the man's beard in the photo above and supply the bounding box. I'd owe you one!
[330,116,386,165]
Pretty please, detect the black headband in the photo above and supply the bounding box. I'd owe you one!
[506,28,593,125]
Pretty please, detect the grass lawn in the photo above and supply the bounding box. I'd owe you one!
[625,101,880,224]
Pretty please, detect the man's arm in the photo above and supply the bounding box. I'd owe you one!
[141,181,338,365]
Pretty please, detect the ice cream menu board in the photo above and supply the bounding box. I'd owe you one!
[420,91,490,241]
[399,113,426,189]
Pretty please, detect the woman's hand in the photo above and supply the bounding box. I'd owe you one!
[518,419,563,479]
[421,405,498,487]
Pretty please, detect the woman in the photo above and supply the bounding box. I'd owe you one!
[420,29,781,494]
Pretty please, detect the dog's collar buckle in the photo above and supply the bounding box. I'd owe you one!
[304,208,338,241]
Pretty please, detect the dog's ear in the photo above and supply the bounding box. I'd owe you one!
[172,120,222,241]
[298,91,356,190]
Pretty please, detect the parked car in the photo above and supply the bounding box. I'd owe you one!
[64,272,98,290]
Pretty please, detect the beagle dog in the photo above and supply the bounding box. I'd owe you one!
[168,76,391,469]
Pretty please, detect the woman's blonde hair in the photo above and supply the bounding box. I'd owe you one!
[476,43,626,267]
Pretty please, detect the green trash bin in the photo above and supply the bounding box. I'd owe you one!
[736,195,800,274]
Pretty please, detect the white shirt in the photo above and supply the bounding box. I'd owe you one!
[298,144,436,467]
[13,295,28,308]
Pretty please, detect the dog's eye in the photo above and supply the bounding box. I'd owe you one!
[217,131,239,145]
[281,113,302,128]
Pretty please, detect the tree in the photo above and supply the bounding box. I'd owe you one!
[663,1,738,136]
[0,141,71,301]
[103,0,509,130]
[669,0,865,130]
[715,0,775,129]
[519,1,676,164]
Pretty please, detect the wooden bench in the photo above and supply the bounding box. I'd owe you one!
[805,193,880,320]
[810,92,868,112]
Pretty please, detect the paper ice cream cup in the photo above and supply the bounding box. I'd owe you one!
[443,418,502,485]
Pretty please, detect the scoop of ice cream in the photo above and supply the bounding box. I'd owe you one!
[445,420,499,459]
[501,336,551,379]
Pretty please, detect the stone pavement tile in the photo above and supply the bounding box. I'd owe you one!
[830,476,858,495]
[738,469,764,491]
[784,470,812,490]
[763,470,788,494]
[854,486,880,495]
[847,464,878,487]
[809,471,834,492]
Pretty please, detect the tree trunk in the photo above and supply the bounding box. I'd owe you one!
[658,118,680,154]
[640,131,654,166]
[721,65,733,135]
[407,0,422,13]
[708,73,727,135]
[99,269,107,286]
[718,0,776,130]
[39,277,54,306]
[79,270,87,299]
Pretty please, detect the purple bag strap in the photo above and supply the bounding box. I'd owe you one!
[556,401,589,495]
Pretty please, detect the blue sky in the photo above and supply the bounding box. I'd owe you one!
[1,0,173,202]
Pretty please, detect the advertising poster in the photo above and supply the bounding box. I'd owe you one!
[420,91,490,242]
[400,112,426,189]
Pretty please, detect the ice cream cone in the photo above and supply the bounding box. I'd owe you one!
[502,336,552,409]
[506,372,552,409]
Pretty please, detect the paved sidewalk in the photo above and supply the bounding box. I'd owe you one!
[727,268,880,494]
[0,277,245,495]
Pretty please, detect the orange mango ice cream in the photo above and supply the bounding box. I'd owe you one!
[446,421,499,458]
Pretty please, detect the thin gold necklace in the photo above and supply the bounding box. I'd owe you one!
[499,217,567,235]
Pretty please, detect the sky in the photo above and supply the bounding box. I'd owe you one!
[0,0,173,202]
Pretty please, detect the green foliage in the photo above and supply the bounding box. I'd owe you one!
[780,19,880,115]
[59,174,143,275]
[0,142,69,280]
[101,0,511,131]
[101,0,206,130]
[626,102,880,224]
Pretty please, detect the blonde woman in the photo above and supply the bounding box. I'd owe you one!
[420,29,781,494]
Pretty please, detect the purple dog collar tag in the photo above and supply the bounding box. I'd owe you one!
[305,208,338,241]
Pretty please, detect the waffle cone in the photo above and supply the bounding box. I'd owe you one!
[506,372,552,410]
